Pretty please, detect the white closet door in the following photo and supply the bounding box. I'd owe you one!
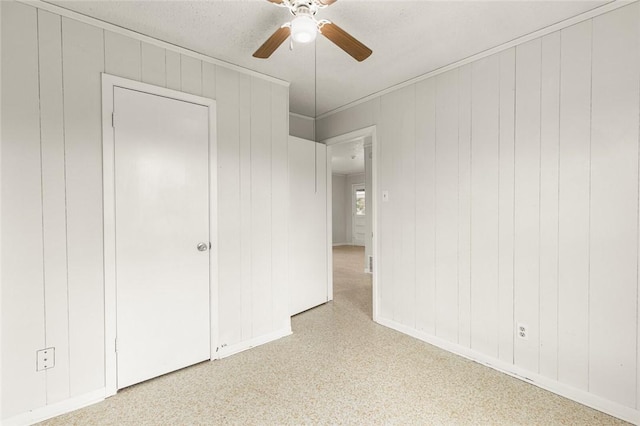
[289,137,328,316]
[114,87,210,389]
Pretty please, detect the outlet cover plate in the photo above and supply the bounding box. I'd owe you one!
[517,323,528,341]
[37,347,55,371]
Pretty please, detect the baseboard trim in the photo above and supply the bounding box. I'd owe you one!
[3,388,106,426]
[376,317,639,425]
[216,326,292,359]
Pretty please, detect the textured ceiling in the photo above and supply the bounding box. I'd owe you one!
[47,0,610,117]
[331,137,365,175]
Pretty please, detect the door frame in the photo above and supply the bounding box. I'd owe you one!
[101,74,218,397]
[322,125,379,321]
[351,183,366,246]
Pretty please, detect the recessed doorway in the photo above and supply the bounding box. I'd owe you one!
[323,125,378,320]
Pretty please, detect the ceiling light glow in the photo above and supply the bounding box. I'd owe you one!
[291,15,317,43]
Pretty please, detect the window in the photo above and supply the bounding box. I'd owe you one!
[355,188,365,216]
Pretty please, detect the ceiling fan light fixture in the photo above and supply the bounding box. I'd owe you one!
[291,15,317,43]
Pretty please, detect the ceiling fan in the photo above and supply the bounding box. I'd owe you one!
[253,0,372,62]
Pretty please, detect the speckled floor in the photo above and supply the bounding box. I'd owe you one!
[41,245,627,425]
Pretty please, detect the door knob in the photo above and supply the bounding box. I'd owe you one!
[197,242,208,252]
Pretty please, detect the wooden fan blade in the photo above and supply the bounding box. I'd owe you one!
[318,0,338,5]
[253,26,291,59]
[320,22,371,62]
[267,0,284,4]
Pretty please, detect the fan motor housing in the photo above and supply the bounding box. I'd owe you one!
[290,1,318,17]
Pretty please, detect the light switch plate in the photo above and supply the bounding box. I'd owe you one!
[382,190,389,202]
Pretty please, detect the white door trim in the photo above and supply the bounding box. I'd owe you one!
[101,73,218,397]
[321,125,378,321]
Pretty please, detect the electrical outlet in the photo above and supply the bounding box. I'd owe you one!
[517,323,528,341]
[37,347,55,371]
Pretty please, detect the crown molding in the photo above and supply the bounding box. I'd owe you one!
[316,0,634,120]
[19,0,290,87]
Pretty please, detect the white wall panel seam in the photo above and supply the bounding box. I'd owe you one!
[458,73,462,345]
[413,84,418,326]
[497,54,502,358]
[467,69,472,348]
[238,83,244,339]
[587,17,594,393]
[556,30,562,382]
[59,13,72,397]
[249,77,254,338]
[512,47,517,366]
[434,84,438,337]
[538,40,543,374]
[270,84,274,332]
[637,3,640,409]
[36,5,47,354]
[457,75,460,345]
[35,7,52,401]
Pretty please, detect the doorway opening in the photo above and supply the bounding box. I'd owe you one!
[322,126,378,321]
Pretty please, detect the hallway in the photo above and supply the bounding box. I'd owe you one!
[42,246,623,425]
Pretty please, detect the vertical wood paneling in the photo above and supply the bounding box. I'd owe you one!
[38,9,70,404]
[470,55,500,357]
[539,32,561,380]
[514,38,541,373]
[104,31,140,81]
[457,64,472,348]
[589,5,639,407]
[166,50,181,91]
[558,21,591,391]
[202,62,216,99]
[61,16,105,396]
[250,77,273,337]
[414,78,436,334]
[216,66,242,346]
[379,92,396,320]
[638,1,640,413]
[238,73,253,339]
[396,85,416,327]
[312,5,640,418]
[435,69,459,342]
[384,90,403,323]
[4,0,640,420]
[141,42,166,87]
[498,48,516,364]
[271,83,289,330]
[3,2,294,420]
[181,55,202,96]
[0,1,46,418]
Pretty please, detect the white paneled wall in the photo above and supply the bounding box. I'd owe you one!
[289,137,328,316]
[317,3,640,422]
[289,113,315,140]
[332,174,347,244]
[1,1,290,422]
